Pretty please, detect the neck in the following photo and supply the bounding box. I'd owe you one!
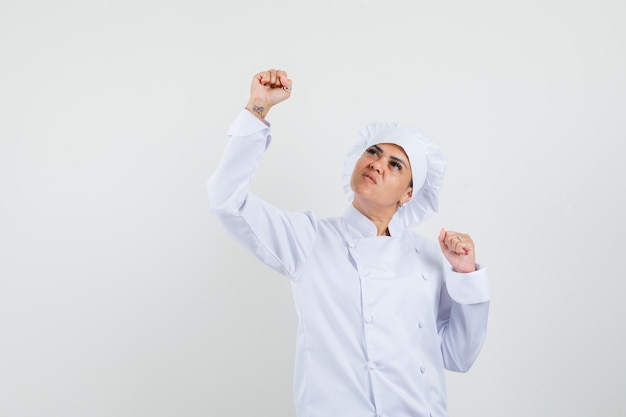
[352,200,396,236]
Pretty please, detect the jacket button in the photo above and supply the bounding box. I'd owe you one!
[422,273,429,281]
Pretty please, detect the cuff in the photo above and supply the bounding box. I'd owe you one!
[445,264,491,304]
[227,108,271,137]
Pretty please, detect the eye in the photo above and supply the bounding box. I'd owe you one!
[365,147,378,156]
[390,160,402,170]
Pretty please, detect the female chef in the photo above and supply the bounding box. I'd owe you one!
[208,69,490,417]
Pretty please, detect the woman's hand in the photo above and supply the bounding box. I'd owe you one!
[246,69,293,120]
[438,228,477,273]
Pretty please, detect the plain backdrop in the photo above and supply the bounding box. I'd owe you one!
[1,0,625,416]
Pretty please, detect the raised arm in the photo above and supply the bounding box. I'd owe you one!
[208,70,316,279]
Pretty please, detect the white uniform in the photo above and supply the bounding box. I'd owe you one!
[208,109,491,417]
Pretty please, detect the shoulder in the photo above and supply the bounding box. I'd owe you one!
[316,214,347,233]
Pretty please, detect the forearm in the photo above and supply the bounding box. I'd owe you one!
[207,110,270,214]
[440,300,490,372]
[438,267,491,372]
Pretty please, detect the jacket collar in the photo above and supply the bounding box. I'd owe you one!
[342,204,405,238]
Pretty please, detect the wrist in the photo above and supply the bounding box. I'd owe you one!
[454,264,477,274]
[245,100,272,120]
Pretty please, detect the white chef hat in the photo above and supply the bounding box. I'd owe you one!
[341,122,447,228]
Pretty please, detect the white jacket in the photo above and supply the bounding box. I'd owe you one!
[208,109,491,417]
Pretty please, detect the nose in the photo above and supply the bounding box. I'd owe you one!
[370,160,382,173]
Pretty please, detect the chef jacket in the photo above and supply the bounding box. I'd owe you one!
[208,109,491,417]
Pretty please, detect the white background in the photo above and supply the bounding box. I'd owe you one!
[1,0,625,416]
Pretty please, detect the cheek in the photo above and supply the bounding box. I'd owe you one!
[390,177,411,196]
[349,165,363,189]
[349,158,370,189]
[351,157,368,174]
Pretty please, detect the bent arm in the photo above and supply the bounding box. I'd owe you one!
[208,109,317,278]
[437,265,491,372]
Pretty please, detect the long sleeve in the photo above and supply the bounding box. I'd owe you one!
[207,109,318,278]
[437,264,491,372]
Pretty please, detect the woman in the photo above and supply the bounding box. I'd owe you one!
[208,69,490,417]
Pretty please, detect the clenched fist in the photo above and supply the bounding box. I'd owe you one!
[438,228,477,273]
[246,69,293,120]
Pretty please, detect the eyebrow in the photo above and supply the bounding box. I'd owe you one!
[370,144,408,169]
[389,155,408,169]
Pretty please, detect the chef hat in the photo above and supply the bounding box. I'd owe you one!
[341,122,447,228]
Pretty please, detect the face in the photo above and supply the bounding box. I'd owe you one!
[350,143,413,212]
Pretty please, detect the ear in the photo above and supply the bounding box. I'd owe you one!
[399,186,413,205]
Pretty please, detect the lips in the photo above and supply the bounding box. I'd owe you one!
[362,172,377,184]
